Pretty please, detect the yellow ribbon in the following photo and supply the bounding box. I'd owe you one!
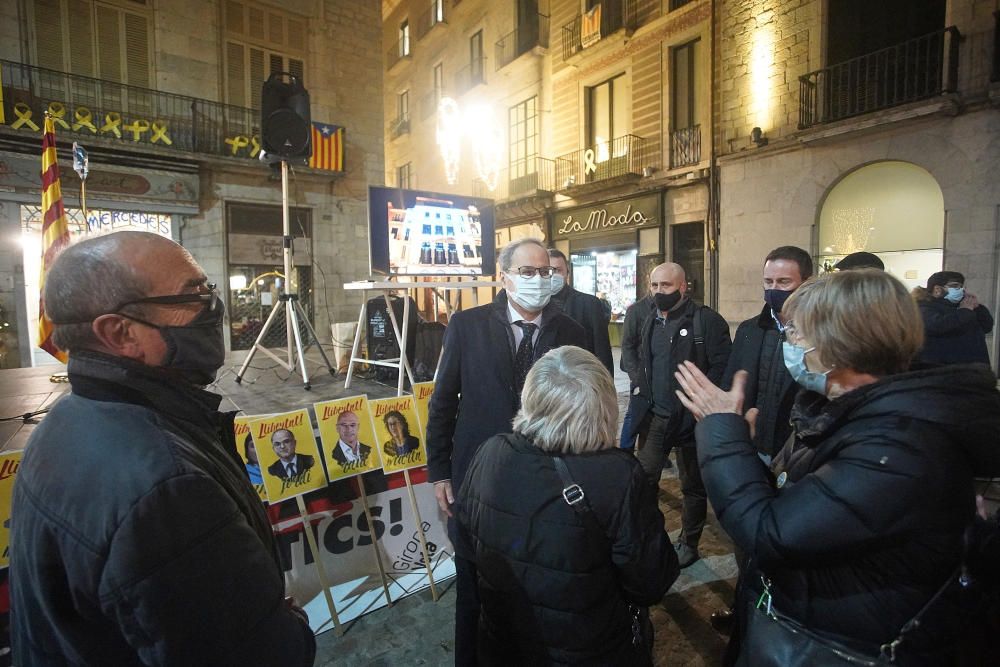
[47,102,69,129]
[124,118,149,142]
[11,103,40,131]
[225,135,249,155]
[150,121,173,145]
[249,135,261,158]
[72,106,97,133]
[100,112,122,138]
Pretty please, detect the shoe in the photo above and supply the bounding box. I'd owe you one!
[675,543,700,569]
[710,608,735,633]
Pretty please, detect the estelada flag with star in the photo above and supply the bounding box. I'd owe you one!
[38,114,71,363]
[309,122,344,171]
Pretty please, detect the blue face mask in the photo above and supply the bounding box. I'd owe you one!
[782,341,830,394]
[944,286,965,304]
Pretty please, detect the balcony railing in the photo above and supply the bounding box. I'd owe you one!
[555,134,646,190]
[670,125,701,169]
[562,0,637,61]
[495,15,550,71]
[799,27,960,129]
[0,59,298,164]
[417,0,446,40]
[419,89,445,120]
[454,58,487,95]
[472,157,556,201]
[386,37,411,70]
[390,113,410,139]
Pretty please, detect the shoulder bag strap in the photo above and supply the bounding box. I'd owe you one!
[552,455,603,539]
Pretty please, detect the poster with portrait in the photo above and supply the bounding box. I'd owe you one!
[251,409,328,503]
[369,396,427,474]
[314,395,384,482]
[0,450,21,568]
[234,415,269,502]
[412,381,435,442]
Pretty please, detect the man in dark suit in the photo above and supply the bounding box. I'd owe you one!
[267,429,315,479]
[427,237,586,666]
[548,248,614,376]
[331,411,373,469]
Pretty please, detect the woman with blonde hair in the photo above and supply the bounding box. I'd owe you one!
[676,269,1000,665]
[457,346,678,665]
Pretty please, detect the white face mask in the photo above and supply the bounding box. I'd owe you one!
[508,274,552,312]
[550,273,566,294]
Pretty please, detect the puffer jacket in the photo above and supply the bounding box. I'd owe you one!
[695,364,1000,665]
[457,433,678,665]
[11,351,315,666]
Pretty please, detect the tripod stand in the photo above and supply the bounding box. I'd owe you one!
[234,160,336,389]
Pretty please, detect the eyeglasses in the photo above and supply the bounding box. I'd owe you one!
[509,266,557,278]
[115,283,219,313]
[783,319,804,344]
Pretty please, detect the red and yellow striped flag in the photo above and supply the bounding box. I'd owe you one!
[38,114,71,363]
[309,122,344,171]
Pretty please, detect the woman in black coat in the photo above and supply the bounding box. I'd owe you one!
[457,346,679,665]
[675,269,1000,666]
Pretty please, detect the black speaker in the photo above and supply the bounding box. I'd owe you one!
[261,72,311,162]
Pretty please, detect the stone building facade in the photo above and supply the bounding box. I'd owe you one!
[0,0,384,368]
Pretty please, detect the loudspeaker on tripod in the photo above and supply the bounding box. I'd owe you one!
[261,72,311,163]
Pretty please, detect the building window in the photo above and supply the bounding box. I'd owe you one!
[433,62,444,98]
[672,40,698,130]
[400,20,410,56]
[397,163,412,189]
[223,0,306,110]
[398,90,409,121]
[31,0,153,88]
[470,30,484,83]
[587,74,630,153]
[669,0,694,10]
[509,96,538,177]
[432,0,444,25]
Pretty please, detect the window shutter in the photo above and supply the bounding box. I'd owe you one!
[96,4,123,83]
[288,58,304,81]
[268,52,282,76]
[123,11,149,88]
[286,19,305,51]
[249,47,265,109]
[248,5,265,40]
[67,0,95,77]
[268,12,284,46]
[34,0,66,72]
[226,0,244,34]
[226,41,247,107]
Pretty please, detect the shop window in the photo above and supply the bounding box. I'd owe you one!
[571,250,637,321]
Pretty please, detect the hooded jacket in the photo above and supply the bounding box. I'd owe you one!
[695,364,1000,664]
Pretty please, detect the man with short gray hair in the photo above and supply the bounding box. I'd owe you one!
[427,237,585,665]
[11,231,315,665]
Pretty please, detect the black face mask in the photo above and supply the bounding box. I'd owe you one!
[653,291,682,312]
[764,288,793,314]
[126,294,226,386]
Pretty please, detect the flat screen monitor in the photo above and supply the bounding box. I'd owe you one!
[368,186,495,276]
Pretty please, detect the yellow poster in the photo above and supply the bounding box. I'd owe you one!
[370,396,427,474]
[413,381,435,443]
[0,450,22,568]
[250,409,328,503]
[314,395,384,482]
[235,415,268,502]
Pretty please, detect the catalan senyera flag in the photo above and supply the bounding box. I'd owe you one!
[581,4,602,49]
[38,115,71,363]
[309,122,344,171]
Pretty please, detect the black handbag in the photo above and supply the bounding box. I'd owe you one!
[551,456,654,660]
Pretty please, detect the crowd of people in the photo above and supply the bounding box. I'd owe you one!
[7,230,999,665]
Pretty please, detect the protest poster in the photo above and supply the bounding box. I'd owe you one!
[369,396,427,474]
[314,396,384,481]
[412,381,435,442]
[234,415,268,502]
[0,450,21,568]
[251,409,328,503]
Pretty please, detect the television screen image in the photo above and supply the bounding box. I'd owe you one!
[368,186,496,276]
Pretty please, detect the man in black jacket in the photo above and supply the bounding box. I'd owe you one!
[548,248,614,375]
[620,262,731,568]
[917,270,994,367]
[710,245,811,632]
[11,232,314,665]
[426,237,586,665]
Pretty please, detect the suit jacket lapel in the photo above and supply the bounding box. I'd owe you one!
[489,306,516,392]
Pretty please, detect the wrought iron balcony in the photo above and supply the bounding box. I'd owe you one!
[555,134,646,191]
[562,0,637,61]
[454,58,487,96]
[495,15,550,71]
[386,37,411,70]
[798,27,960,129]
[471,157,556,201]
[669,125,701,169]
[0,59,299,164]
[390,113,410,139]
[416,0,446,41]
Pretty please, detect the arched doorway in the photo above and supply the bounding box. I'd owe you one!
[817,161,944,290]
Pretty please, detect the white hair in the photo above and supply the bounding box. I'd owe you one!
[512,346,617,453]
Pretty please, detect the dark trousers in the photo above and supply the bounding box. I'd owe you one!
[635,413,707,548]
[454,555,480,666]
